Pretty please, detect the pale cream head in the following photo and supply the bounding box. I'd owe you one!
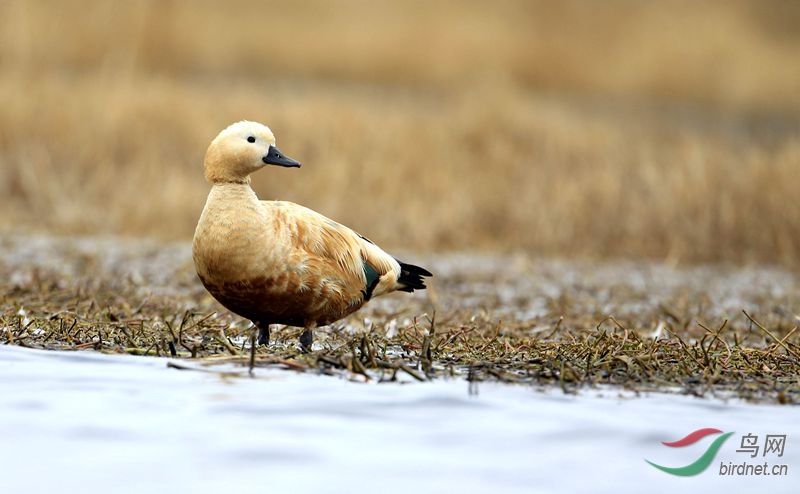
[204,121,300,184]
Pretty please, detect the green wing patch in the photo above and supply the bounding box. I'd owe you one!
[361,261,381,300]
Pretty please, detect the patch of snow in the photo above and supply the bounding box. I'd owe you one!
[0,346,796,494]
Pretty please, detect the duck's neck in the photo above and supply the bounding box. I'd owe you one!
[208,181,260,204]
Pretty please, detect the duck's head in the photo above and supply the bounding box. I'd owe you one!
[204,121,301,184]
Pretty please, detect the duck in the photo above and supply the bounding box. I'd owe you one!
[192,121,432,350]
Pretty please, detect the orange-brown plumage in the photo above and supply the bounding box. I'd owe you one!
[192,121,431,349]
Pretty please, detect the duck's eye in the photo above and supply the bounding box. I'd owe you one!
[247,136,256,143]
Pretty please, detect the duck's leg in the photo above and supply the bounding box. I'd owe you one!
[248,330,257,375]
[255,321,271,346]
[299,324,315,352]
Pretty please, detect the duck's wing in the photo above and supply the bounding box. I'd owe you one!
[266,201,426,300]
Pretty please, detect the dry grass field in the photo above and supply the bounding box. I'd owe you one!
[0,0,798,265]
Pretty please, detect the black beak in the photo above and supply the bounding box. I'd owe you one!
[262,145,301,168]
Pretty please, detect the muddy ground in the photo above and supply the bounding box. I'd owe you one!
[1,234,798,403]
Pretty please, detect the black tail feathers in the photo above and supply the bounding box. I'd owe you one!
[396,260,433,292]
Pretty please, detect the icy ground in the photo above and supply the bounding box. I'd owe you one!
[0,345,796,494]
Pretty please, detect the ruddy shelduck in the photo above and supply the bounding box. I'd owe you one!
[193,121,432,350]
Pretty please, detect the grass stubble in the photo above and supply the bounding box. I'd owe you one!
[1,236,797,404]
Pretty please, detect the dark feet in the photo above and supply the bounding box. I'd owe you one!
[256,323,270,346]
[299,328,313,352]
[254,322,312,350]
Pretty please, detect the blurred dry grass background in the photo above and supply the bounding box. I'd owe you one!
[0,0,799,265]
